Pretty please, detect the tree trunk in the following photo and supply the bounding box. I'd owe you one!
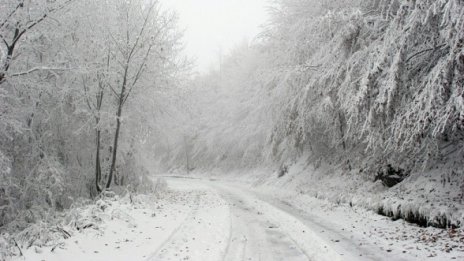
[114,170,120,186]
[0,42,15,84]
[184,136,190,173]
[338,111,352,171]
[106,103,123,189]
[95,49,110,193]
[95,128,102,193]
[94,83,105,193]
[106,66,127,189]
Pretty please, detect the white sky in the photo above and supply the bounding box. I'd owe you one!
[160,0,269,73]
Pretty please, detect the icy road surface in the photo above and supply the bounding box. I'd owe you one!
[16,177,463,261]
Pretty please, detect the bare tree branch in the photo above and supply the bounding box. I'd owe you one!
[127,0,157,61]
[10,66,73,77]
[123,43,154,106]
[405,44,448,64]
[0,1,24,30]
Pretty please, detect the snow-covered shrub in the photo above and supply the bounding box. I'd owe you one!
[0,234,13,260]
[0,151,16,256]
[0,150,10,177]
[14,158,71,221]
[65,201,106,232]
[15,221,65,249]
[0,150,12,227]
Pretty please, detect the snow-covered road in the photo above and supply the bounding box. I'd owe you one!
[220,186,313,261]
[154,178,394,261]
[208,182,340,261]
[144,177,343,261]
[16,177,463,261]
[155,177,462,261]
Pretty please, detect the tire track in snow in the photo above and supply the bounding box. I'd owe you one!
[146,186,230,261]
[218,189,311,261]
[162,178,364,261]
[256,197,410,261]
[145,193,201,261]
[215,181,410,261]
[220,202,237,261]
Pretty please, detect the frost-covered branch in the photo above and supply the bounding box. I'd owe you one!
[10,67,74,77]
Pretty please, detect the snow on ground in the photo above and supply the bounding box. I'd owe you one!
[146,181,230,261]
[247,183,464,260]
[164,169,464,260]
[6,173,464,261]
[211,177,464,260]
[9,180,230,261]
[269,160,464,229]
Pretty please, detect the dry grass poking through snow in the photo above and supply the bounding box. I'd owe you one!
[0,178,169,260]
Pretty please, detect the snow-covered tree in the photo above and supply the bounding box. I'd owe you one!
[162,0,464,175]
[0,0,188,229]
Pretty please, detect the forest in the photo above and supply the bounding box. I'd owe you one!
[0,0,463,260]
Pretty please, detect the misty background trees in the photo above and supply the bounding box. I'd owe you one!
[153,0,464,174]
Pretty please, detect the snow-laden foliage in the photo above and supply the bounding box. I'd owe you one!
[336,0,464,168]
[0,0,187,231]
[262,0,464,170]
